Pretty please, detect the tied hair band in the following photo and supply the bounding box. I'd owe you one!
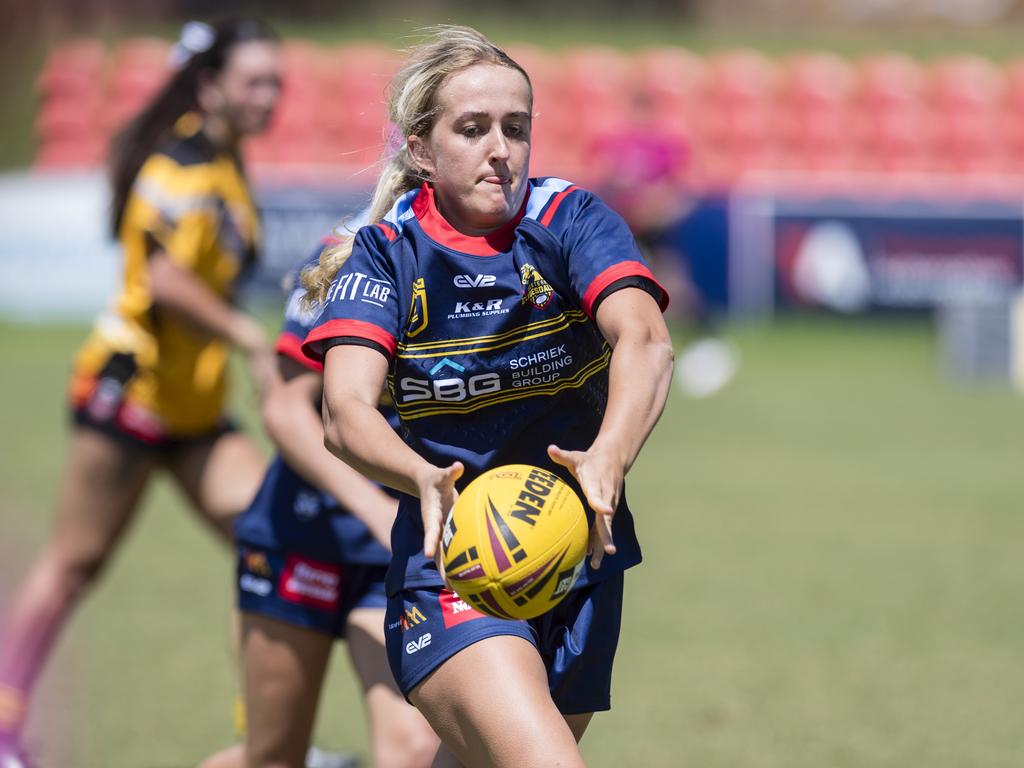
[167,21,215,70]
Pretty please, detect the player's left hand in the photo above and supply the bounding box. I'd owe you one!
[547,444,620,568]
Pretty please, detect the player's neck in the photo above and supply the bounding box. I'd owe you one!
[199,115,240,154]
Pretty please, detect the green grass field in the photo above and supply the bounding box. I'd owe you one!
[2,315,1023,767]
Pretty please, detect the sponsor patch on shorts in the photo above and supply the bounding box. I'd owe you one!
[279,555,342,610]
[439,589,487,629]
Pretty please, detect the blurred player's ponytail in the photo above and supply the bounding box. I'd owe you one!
[302,25,532,306]
[108,18,278,237]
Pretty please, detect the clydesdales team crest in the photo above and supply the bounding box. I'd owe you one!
[519,264,554,309]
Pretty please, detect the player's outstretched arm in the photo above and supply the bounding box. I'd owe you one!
[322,343,463,558]
[148,249,276,394]
[262,356,398,549]
[549,286,674,567]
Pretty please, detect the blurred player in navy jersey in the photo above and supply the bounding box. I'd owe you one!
[200,231,438,768]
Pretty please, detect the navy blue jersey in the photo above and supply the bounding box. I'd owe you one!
[303,179,668,594]
[234,243,398,565]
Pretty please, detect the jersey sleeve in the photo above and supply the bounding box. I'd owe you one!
[276,284,324,373]
[301,227,402,364]
[561,190,670,319]
[128,154,216,270]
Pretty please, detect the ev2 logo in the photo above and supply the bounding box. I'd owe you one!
[453,274,496,288]
[398,358,500,404]
[405,633,432,654]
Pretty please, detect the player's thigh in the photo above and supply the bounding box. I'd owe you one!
[240,611,333,767]
[165,429,267,538]
[409,635,584,768]
[48,427,156,573]
[426,716,590,767]
[345,607,438,768]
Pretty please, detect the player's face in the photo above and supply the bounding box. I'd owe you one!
[410,63,532,235]
[205,40,283,137]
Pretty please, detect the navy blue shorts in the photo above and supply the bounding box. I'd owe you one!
[385,573,624,715]
[236,542,388,638]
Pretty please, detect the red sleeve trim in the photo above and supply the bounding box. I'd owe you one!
[581,261,671,319]
[275,332,323,373]
[539,185,578,227]
[376,221,398,241]
[301,319,397,363]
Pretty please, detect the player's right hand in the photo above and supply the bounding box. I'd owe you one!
[415,461,464,563]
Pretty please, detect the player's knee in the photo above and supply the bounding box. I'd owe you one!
[43,547,109,603]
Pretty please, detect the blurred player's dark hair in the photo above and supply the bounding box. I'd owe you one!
[108,18,278,236]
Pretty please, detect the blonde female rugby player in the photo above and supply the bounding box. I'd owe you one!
[302,26,673,767]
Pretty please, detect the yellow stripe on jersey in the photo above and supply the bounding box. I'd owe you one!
[396,311,590,360]
[394,346,611,420]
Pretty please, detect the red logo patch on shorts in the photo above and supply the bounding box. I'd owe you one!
[440,589,486,628]
[279,555,342,610]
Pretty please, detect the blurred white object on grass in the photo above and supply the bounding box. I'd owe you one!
[675,337,741,398]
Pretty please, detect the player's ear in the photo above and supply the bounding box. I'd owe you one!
[408,135,434,177]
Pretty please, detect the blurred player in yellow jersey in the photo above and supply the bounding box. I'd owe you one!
[0,19,282,766]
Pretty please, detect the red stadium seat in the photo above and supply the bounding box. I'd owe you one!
[777,52,856,171]
[37,39,106,98]
[852,53,932,173]
[1000,58,1024,172]
[697,50,781,178]
[105,38,173,135]
[316,44,399,169]
[561,46,634,139]
[632,47,706,112]
[927,56,1005,174]
[35,138,106,169]
[36,39,110,168]
[35,97,103,142]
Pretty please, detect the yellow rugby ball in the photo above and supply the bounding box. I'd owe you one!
[441,464,588,620]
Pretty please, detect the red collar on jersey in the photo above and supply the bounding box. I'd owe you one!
[412,182,529,256]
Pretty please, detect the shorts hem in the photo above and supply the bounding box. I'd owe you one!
[556,699,611,716]
[399,624,536,700]
[237,597,339,638]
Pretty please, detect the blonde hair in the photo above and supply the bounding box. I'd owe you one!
[301,26,532,305]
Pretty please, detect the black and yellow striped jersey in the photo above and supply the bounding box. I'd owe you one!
[70,115,260,438]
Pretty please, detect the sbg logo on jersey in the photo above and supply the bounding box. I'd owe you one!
[453,273,497,288]
[397,358,501,404]
[326,272,392,308]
